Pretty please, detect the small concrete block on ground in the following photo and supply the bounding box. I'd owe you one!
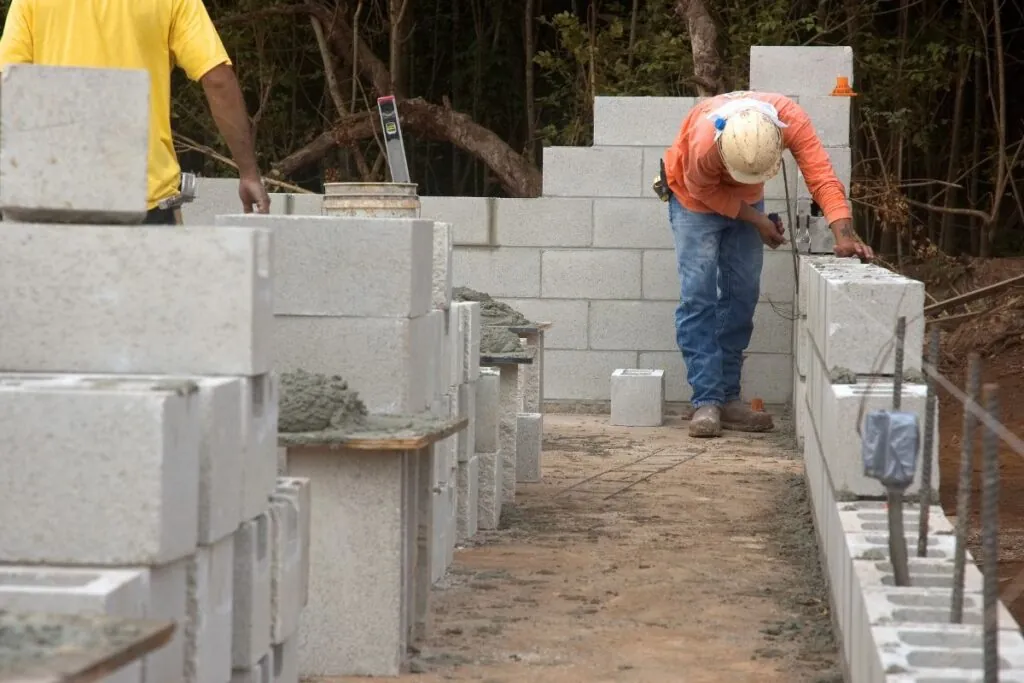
[232,513,272,669]
[515,413,543,483]
[476,451,502,530]
[144,557,190,683]
[0,65,149,223]
[272,478,312,607]
[749,45,854,96]
[0,224,273,375]
[457,455,480,541]
[432,221,454,310]
[419,196,492,246]
[456,381,477,462]
[231,651,273,683]
[0,375,199,566]
[216,214,433,318]
[593,96,700,147]
[241,374,280,521]
[186,536,235,683]
[268,495,303,645]
[273,639,299,683]
[542,146,644,198]
[610,369,665,427]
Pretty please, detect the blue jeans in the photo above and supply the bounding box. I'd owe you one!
[668,195,763,408]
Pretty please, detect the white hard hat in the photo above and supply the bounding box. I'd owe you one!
[716,108,784,185]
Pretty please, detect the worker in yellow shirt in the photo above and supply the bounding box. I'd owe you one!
[0,0,271,224]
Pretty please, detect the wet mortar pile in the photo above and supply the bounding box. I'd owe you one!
[453,287,532,355]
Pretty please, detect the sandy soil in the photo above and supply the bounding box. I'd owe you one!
[312,413,841,683]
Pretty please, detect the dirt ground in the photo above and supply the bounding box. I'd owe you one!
[315,414,841,683]
[903,256,1024,623]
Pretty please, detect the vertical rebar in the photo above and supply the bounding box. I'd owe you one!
[888,317,911,586]
[951,352,981,623]
[917,327,940,557]
[981,383,999,683]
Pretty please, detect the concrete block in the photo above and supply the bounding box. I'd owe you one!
[796,146,852,200]
[495,197,593,247]
[846,533,957,563]
[0,567,147,683]
[636,352,691,403]
[143,557,190,683]
[750,302,795,355]
[541,249,642,299]
[433,221,454,310]
[475,369,501,453]
[190,378,246,545]
[822,382,938,497]
[451,246,541,298]
[269,495,303,645]
[419,196,492,246]
[425,310,446,407]
[795,317,808,378]
[0,224,273,375]
[232,513,272,669]
[763,152,798,201]
[183,178,242,225]
[273,478,312,607]
[542,146,643,197]
[242,374,280,521]
[0,65,148,223]
[593,96,699,147]
[794,374,807,444]
[267,191,323,216]
[272,640,299,683]
[448,309,465,389]
[589,300,677,351]
[749,46,855,96]
[499,298,589,350]
[476,451,502,530]
[0,375,199,565]
[740,353,793,404]
[455,301,482,382]
[641,249,681,301]
[273,315,433,414]
[186,537,235,683]
[456,382,477,462]
[799,96,851,147]
[593,198,673,249]
[804,214,837,255]
[545,351,639,400]
[216,214,433,318]
[838,501,953,535]
[456,455,480,541]
[515,413,543,482]
[518,329,545,413]
[853,557,982,592]
[231,652,273,683]
[861,587,1019,632]
[871,625,1024,678]
[610,369,665,427]
[498,366,521,503]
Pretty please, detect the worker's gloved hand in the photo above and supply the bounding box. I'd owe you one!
[239,176,271,214]
[754,213,785,249]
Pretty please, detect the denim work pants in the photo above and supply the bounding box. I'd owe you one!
[668,194,763,408]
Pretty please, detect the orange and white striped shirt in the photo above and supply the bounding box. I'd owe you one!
[663,92,852,225]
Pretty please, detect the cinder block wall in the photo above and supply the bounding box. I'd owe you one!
[186,45,855,407]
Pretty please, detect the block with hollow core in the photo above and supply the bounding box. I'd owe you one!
[433,221,453,310]
[186,536,235,683]
[0,375,200,566]
[457,455,479,541]
[0,567,147,683]
[516,413,543,483]
[610,369,665,427]
[496,366,521,504]
[0,65,149,223]
[867,625,1024,681]
[0,224,273,375]
[475,369,500,453]
[476,451,502,530]
[288,446,433,677]
[232,513,272,669]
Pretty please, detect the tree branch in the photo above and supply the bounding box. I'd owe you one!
[674,0,723,96]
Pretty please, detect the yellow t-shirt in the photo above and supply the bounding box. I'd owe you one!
[0,0,231,209]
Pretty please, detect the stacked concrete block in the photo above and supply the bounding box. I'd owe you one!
[475,369,503,529]
[610,368,665,426]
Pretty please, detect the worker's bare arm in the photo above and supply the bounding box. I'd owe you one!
[201,65,260,180]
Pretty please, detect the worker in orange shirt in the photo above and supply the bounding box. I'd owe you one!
[0,0,271,224]
[661,92,873,438]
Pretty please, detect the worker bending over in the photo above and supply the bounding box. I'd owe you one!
[662,91,874,438]
[0,0,271,223]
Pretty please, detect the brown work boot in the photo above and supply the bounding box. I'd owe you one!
[688,405,722,438]
[720,400,774,432]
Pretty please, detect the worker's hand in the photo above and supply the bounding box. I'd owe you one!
[754,213,785,249]
[831,219,874,262]
[239,175,271,214]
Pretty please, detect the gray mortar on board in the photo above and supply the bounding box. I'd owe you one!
[453,286,532,327]
[481,326,524,354]
[279,414,463,448]
[278,369,368,433]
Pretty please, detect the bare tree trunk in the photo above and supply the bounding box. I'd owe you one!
[674,0,722,96]
[388,0,411,95]
[969,45,982,255]
[940,5,971,253]
[524,0,538,164]
[627,0,640,69]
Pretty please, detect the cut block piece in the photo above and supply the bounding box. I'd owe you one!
[0,375,200,565]
[186,537,235,683]
[216,214,433,318]
[457,455,479,541]
[515,413,543,483]
[0,224,273,375]
[476,452,502,531]
[432,221,454,310]
[0,65,149,223]
[232,513,273,669]
[269,494,303,645]
[610,368,665,427]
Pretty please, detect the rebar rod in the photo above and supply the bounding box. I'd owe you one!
[917,327,940,557]
[951,352,981,623]
[981,383,999,683]
[888,317,911,587]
